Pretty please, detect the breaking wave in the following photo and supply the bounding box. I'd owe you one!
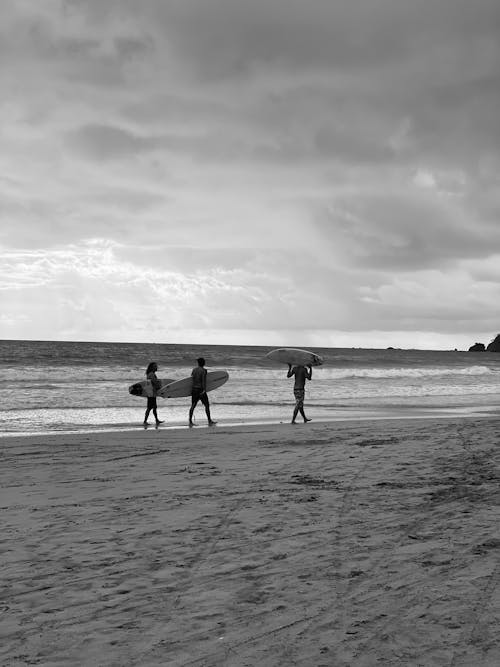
[227,365,495,381]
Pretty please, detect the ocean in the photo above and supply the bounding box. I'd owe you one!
[1,339,500,436]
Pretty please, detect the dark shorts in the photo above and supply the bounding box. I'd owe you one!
[191,388,209,406]
[147,396,157,409]
[294,388,305,407]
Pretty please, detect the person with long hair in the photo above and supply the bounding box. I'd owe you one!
[144,362,164,428]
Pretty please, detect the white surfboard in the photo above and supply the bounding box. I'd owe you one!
[128,378,176,398]
[266,348,323,367]
[158,370,229,398]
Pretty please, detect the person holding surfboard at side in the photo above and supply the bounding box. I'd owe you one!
[189,357,217,427]
[287,364,312,424]
[143,362,164,428]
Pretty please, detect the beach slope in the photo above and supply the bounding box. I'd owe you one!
[2,418,500,666]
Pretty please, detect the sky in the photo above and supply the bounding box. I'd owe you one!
[1,0,500,350]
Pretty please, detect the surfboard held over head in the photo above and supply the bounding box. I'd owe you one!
[266,347,323,367]
[158,370,229,398]
[128,378,176,398]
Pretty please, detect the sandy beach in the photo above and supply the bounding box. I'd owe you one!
[2,417,500,666]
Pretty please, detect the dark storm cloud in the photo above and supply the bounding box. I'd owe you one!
[66,124,156,160]
[158,0,500,76]
[65,122,255,162]
[154,0,500,168]
[0,1,153,89]
[160,0,417,76]
[313,187,500,272]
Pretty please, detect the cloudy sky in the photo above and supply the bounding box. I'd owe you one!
[2,0,500,349]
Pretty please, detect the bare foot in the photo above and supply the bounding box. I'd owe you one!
[304,418,312,423]
[209,420,217,426]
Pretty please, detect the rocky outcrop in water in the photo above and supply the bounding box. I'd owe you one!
[468,342,485,351]
[486,334,500,352]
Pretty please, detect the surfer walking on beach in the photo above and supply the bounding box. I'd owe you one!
[143,362,164,428]
[287,364,312,423]
[189,357,217,427]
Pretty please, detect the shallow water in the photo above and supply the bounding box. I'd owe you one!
[1,340,500,435]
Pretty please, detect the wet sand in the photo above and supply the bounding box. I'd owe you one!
[2,417,500,666]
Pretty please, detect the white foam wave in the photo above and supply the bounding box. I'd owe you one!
[226,365,495,381]
[322,365,494,380]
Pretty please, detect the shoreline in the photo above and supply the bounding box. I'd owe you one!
[3,417,500,665]
[2,402,500,440]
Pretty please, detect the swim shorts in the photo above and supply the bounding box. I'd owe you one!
[191,388,209,406]
[294,388,305,407]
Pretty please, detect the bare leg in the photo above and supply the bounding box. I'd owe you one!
[299,407,311,423]
[202,394,216,425]
[189,397,198,425]
[153,408,163,426]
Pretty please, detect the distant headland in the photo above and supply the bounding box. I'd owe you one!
[468,333,500,352]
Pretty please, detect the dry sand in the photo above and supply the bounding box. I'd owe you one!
[2,417,500,666]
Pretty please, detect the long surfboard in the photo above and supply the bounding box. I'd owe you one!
[128,378,175,398]
[266,348,323,367]
[158,370,229,398]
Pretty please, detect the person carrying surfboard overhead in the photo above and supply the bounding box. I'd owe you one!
[287,364,312,424]
[143,362,164,428]
[189,357,217,427]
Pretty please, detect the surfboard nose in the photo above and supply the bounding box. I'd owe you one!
[129,383,143,396]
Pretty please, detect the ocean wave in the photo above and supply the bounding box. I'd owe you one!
[21,383,62,390]
[222,365,496,381]
[318,365,495,380]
